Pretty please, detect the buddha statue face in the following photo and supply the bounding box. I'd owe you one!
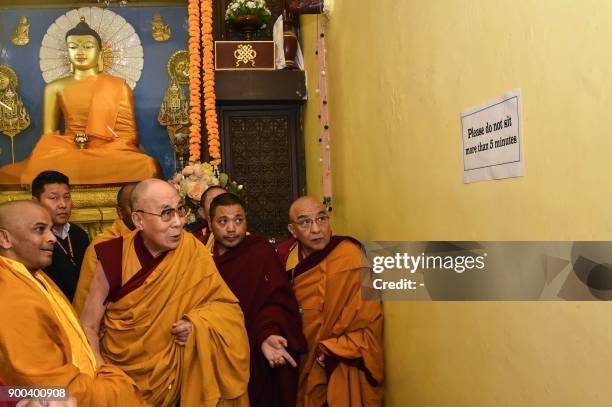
[66,35,101,72]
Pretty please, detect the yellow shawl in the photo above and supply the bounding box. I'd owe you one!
[101,231,250,406]
[0,256,142,405]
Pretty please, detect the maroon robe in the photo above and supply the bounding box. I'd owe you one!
[190,221,211,246]
[214,234,307,407]
[278,235,362,280]
[0,378,16,407]
[95,231,168,303]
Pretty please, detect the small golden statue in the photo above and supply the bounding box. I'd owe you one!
[151,12,171,42]
[158,79,189,127]
[11,16,30,46]
[167,50,190,85]
[158,78,190,169]
[0,64,30,163]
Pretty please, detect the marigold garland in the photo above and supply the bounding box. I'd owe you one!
[201,0,221,166]
[187,0,201,162]
[187,0,221,166]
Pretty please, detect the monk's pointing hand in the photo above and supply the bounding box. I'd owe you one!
[171,318,192,346]
[261,334,297,368]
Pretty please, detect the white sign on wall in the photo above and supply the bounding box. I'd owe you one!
[461,89,523,183]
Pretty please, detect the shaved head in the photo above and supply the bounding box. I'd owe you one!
[289,196,325,222]
[117,183,137,209]
[117,183,137,230]
[130,179,185,257]
[288,196,331,258]
[200,186,226,209]
[130,179,175,210]
[198,186,227,226]
[0,201,56,272]
[0,201,40,229]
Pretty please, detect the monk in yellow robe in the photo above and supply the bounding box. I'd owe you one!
[277,196,384,407]
[80,179,250,406]
[0,19,160,185]
[0,201,142,405]
[73,183,136,314]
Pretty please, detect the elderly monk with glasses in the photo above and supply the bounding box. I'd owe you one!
[277,196,385,407]
[80,179,250,406]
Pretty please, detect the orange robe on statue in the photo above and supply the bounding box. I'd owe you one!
[0,74,161,184]
[96,230,250,406]
[0,255,142,405]
[72,218,132,314]
[280,237,384,407]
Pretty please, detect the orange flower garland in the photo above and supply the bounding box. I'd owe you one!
[187,0,201,162]
[201,0,221,166]
[187,0,221,166]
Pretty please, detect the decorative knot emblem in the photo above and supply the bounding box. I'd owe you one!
[234,44,257,67]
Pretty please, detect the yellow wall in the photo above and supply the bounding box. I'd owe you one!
[301,1,612,405]
[300,14,323,199]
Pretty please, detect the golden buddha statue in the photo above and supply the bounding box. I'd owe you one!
[11,16,30,46]
[151,12,171,42]
[0,19,161,185]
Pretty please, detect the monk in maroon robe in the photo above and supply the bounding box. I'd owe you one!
[191,185,226,247]
[209,192,307,407]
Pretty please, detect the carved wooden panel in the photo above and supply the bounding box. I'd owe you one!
[214,0,285,40]
[218,104,304,243]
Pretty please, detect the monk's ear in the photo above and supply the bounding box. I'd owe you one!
[287,223,297,239]
[197,207,205,221]
[0,228,12,250]
[132,212,144,230]
[32,196,39,203]
[116,206,123,220]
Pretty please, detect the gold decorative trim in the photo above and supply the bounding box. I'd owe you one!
[0,185,120,240]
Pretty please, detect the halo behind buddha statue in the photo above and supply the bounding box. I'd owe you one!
[40,7,143,89]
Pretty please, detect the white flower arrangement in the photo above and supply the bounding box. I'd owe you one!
[168,162,245,226]
[225,0,272,23]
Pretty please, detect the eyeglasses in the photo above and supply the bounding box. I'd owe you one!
[134,204,187,222]
[292,215,329,229]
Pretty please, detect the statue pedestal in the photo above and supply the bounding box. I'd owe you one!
[0,184,120,240]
